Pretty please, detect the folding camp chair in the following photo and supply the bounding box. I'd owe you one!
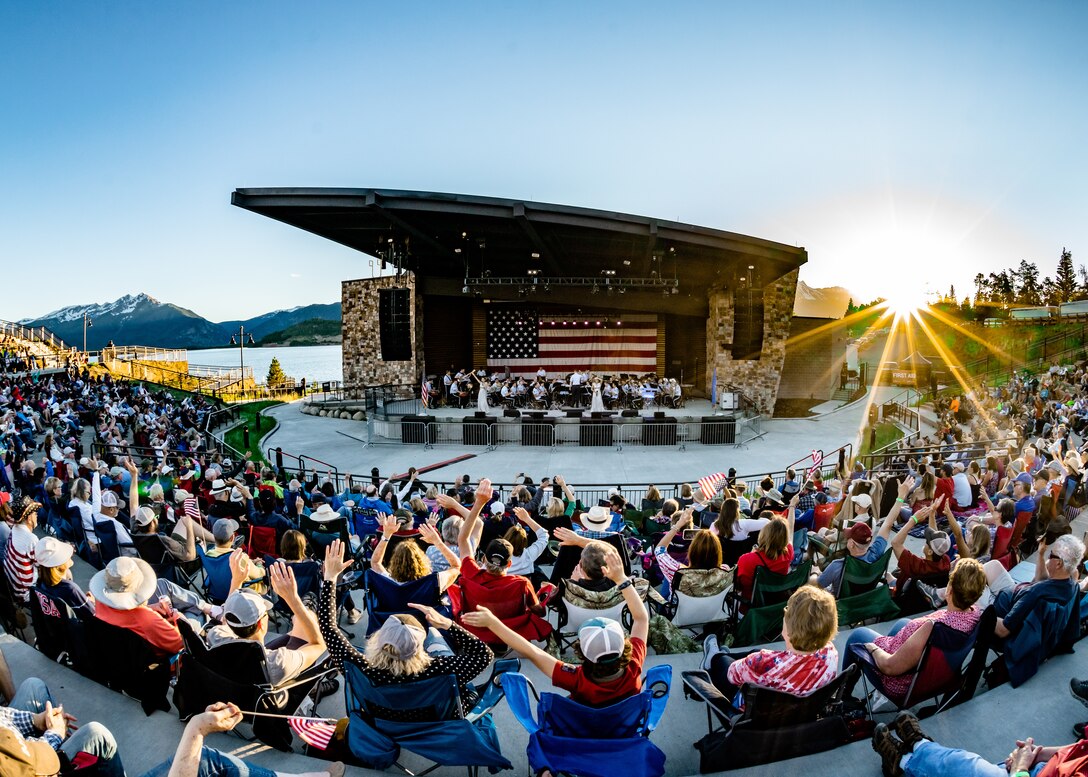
[545,578,631,652]
[849,618,982,717]
[719,532,760,567]
[93,519,135,564]
[548,534,632,584]
[680,664,858,772]
[658,567,734,635]
[364,569,442,636]
[986,594,1079,688]
[0,569,27,640]
[501,665,672,777]
[246,524,279,559]
[729,561,811,648]
[835,550,899,627]
[197,545,264,604]
[133,533,204,591]
[173,619,338,751]
[29,586,90,670]
[342,656,520,774]
[80,616,172,715]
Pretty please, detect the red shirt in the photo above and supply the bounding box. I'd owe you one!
[551,637,646,707]
[735,545,794,602]
[893,549,950,591]
[95,602,184,656]
[935,478,956,510]
[1040,739,1088,777]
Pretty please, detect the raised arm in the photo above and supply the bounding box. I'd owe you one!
[942,496,969,557]
[656,508,693,550]
[603,545,648,644]
[457,479,492,558]
[125,457,140,517]
[369,514,399,576]
[419,522,461,590]
[878,476,915,543]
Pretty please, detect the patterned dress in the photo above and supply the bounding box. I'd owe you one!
[873,608,980,699]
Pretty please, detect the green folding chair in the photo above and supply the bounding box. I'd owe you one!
[731,561,812,647]
[835,549,899,627]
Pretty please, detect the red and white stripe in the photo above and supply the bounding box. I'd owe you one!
[489,314,658,376]
[698,472,727,501]
[288,716,337,750]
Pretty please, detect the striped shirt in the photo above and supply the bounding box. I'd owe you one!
[4,525,37,602]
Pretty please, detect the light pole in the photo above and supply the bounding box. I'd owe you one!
[229,326,255,394]
[82,313,93,353]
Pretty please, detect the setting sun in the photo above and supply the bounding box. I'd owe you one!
[883,282,932,317]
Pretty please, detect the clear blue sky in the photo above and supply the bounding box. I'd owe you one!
[2,1,1085,321]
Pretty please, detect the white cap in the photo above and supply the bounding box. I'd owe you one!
[578,617,626,662]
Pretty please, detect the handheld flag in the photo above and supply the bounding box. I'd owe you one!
[421,376,431,409]
[288,716,337,750]
[698,472,727,501]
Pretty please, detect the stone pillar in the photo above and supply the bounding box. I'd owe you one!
[341,274,423,387]
[705,269,799,414]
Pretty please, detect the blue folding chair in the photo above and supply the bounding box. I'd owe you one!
[343,657,520,775]
[363,569,443,636]
[501,664,672,777]
[197,545,263,604]
[94,519,135,564]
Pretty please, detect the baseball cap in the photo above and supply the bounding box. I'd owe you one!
[375,614,425,660]
[489,501,506,515]
[223,590,273,630]
[212,518,239,543]
[100,490,119,508]
[924,528,951,556]
[484,538,512,566]
[850,493,873,510]
[578,617,626,663]
[845,522,873,545]
[173,489,191,503]
[134,506,157,527]
[62,446,75,455]
[34,537,73,568]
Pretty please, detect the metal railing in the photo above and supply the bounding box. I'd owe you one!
[99,346,188,363]
[0,320,69,352]
[857,434,1020,475]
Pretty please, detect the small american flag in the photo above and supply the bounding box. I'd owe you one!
[806,449,824,479]
[421,375,431,409]
[698,472,727,501]
[288,716,337,750]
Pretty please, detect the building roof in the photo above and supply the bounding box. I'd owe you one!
[232,188,807,315]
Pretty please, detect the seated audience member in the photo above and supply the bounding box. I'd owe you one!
[91,476,136,558]
[206,478,250,522]
[318,540,494,716]
[141,701,344,777]
[992,533,1084,641]
[250,489,297,540]
[700,584,839,698]
[455,482,552,643]
[208,518,266,590]
[816,478,910,594]
[90,556,217,656]
[641,484,665,512]
[843,558,987,697]
[132,501,202,564]
[504,507,549,576]
[653,508,731,594]
[872,709,1082,777]
[5,496,40,602]
[889,500,950,595]
[733,493,799,603]
[462,541,649,707]
[709,497,770,539]
[0,672,125,777]
[574,504,622,538]
[369,513,460,592]
[33,537,92,613]
[206,562,326,686]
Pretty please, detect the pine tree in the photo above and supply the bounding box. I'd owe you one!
[974,273,987,304]
[1016,259,1042,305]
[1055,247,1077,303]
[266,357,286,386]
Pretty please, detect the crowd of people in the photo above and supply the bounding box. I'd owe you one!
[2,358,1088,775]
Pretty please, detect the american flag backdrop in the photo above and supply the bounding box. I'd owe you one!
[486,308,658,376]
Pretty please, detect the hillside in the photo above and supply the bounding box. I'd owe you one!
[20,294,341,350]
[257,318,341,346]
[794,281,851,318]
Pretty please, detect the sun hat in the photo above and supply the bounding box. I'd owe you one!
[34,537,73,568]
[0,727,61,777]
[578,617,626,662]
[375,615,425,661]
[924,528,951,556]
[229,487,246,504]
[223,590,273,630]
[208,479,230,496]
[11,496,40,524]
[850,493,873,510]
[763,488,785,503]
[845,522,873,545]
[89,557,158,611]
[580,505,612,531]
[212,518,239,543]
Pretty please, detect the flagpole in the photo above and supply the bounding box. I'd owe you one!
[237,709,335,718]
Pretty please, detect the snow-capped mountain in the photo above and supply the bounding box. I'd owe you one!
[794,281,851,319]
[19,294,341,350]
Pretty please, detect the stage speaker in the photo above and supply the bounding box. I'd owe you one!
[653,411,666,420]
[474,411,488,419]
[503,408,520,418]
[565,409,583,418]
[621,409,638,418]
[378,288,412,361]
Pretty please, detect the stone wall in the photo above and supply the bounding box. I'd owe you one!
[705,269,799,414]
[342,274,423,387]
[777,316,847,402]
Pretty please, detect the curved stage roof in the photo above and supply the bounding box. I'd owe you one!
[232,188,806,315]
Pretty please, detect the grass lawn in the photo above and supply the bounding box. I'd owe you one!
[222,401,282,465]
[859,421,905,456]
